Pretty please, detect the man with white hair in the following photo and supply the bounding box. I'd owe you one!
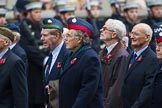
[99,18,129,108]
[122,23,158,108]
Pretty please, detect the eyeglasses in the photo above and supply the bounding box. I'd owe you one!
[102,27,114,32]
[129,32,140,36]
[129,32,148,37]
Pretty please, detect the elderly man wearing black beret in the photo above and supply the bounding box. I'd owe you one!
[0,27,28,108]
[59,17,104,108]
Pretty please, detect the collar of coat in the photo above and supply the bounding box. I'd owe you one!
[99,42,122,64]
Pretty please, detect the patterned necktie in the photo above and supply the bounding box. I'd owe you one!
[45,53,53,83]
[130,53,137,65]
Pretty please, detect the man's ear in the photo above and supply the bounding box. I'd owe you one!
[3,39,10,46]
[14,35,16,42]
[112,32,118,39]
[145,35,150,41]
[77,37,83,44]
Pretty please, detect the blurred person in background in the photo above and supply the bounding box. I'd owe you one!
[4,23,28,73]
[107,0,126,21]
[53,0,66,24]
[56,4,76,27]
[0,1,7,25]
[121,36,131,53]
[13,0,28,25]
[141,1,162,52]
[85,0,105,54]
[19,0,47,108]
[41,0,53,10]
[121,2,138,51]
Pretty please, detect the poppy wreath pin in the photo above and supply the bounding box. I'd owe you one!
[106,54,112,59]
[70,58,77,65]
[57,62,62,68]
[0,58,6,64]
[137,55,142,62]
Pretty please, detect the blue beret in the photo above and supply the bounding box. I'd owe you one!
[4,23,20,33]
[67,17,94,38]
[154,22,162,43]
[42,18,64,32]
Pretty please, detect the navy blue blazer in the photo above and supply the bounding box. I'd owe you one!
[59,47,104,108]
[0,49,28,108]
[122,47,158,108]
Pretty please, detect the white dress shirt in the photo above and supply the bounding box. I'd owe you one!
[45,41,64,74]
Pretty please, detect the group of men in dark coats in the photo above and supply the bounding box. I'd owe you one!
[1,0,162,108]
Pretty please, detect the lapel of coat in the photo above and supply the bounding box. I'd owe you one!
[0,49,11,68]
[125,47,149,80]
[60,47,90,77]
[48,43,69,79]
[60,52,82,77]
[99,42,122,65]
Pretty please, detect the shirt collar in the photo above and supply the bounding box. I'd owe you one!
[51,41,64,57]
[9,43,16,49]
[106,42,118,54]
[134,45,148,58]
[0,48,9,59]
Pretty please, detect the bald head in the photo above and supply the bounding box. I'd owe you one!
[133,23,153,41]
[131,23,153,51]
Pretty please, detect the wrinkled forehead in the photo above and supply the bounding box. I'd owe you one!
[132,24,145,32]
[67,29,75,35]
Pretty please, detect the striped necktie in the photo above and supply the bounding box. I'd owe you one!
[45,53,53,83]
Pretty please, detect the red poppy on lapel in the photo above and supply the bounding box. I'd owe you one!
[0,58,6,64]
[70,58,77,65]
[57,62,62,68]
[106,54,112,59]
[137,55,142,62]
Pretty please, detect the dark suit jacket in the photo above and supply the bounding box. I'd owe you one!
[59,47,104,108]
[122,47,158,108]
[12,43,28,73]
[43,43,69,107]
[99,43,129,108]
[0,49,28,108]
[45,43,70,83]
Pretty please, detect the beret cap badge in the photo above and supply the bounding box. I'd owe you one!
[72,18,77,23]
[159,32,162,37]
[48,19,52,24]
